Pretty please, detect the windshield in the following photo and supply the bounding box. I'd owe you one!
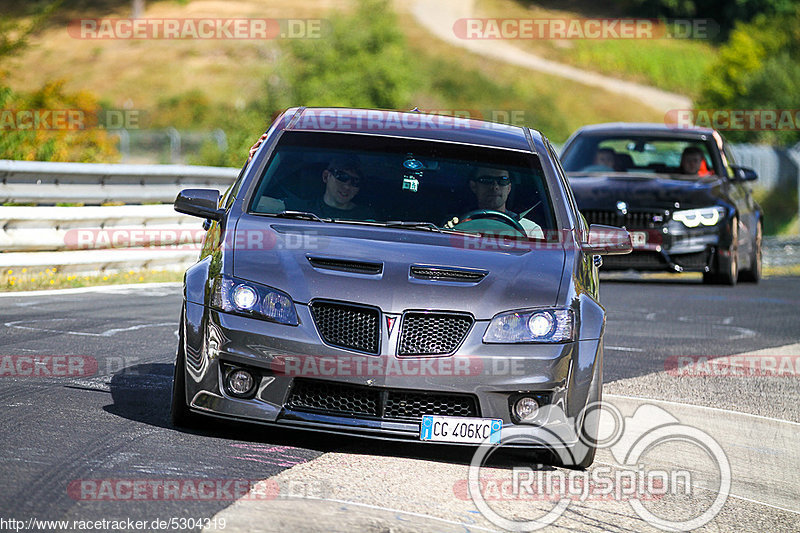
[562,134,719,177]
[248,131,558,240]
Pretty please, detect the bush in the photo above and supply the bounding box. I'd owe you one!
[697,7,800,145]
[0,79,119,162]
[279,0,416,109]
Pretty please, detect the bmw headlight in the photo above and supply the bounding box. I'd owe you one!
[672,206,725,228]
[483,308,574,343]
[211,275,298,326]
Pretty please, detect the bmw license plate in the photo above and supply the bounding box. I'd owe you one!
[420,415,502,444]
[630,231,648,247]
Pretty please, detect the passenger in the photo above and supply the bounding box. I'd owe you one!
[679,146,710,176]
[302,155,375,220]
[448,167,544,239]
[582,147,616,171]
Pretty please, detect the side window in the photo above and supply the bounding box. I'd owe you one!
[223,164,248,209]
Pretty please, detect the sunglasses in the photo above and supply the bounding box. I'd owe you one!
[475,175,511,186]
[328,168,362,187]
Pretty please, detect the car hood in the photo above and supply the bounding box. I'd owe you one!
[567,172,725,211]
[231,217,566,319]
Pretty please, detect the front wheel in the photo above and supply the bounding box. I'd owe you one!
[704,218,738,286]
[739,221,762,283]
[170,308,200,428]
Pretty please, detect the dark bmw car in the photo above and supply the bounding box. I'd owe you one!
[561,123,762,285]
[170,107,631,467]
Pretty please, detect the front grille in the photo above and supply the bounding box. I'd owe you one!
[582,210,667,230]
[286,379,379,417]
[601,252,666,270]
[308,257,383,275]
[673,251,710,270]
[384,390,478,420]
[398,312,473,356]
[285,379,480,421]
[409,265,487,283]
[310,301,380,354]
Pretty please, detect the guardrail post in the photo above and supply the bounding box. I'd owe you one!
[167,128,181,163]
[788,144,800,235]
[212,129,227,151]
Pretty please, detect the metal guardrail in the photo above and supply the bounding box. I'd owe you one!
[0,159,238,204]
[0,160,237,272]
[764,237,800,268]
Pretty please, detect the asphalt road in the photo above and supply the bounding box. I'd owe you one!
[0,276,798,532]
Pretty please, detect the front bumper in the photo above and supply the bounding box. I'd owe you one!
[180,301,602,446]
[601,222,724,273]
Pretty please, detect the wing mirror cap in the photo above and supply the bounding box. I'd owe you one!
[174,188,225,220]
[583,224,632,255]
[732,166,758,182]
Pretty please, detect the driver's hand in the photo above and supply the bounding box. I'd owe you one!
[444,216,459,229]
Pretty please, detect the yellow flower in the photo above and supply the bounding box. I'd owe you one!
[21,268,27,273]
[103,276,108,281]
[7,270,12,275]
[9,280,15,286]
[138,276,144,281]
[49,280,55,285]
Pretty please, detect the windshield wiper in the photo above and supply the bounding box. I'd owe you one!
[382,221,443,233]
[267,210,332,223]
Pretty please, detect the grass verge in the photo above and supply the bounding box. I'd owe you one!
[0,267,184,292]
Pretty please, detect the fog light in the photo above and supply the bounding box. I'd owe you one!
[514,396,540,422]
[226,368,255,397]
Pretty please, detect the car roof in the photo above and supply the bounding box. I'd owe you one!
[573,122,717,137]
[280,107,540,152]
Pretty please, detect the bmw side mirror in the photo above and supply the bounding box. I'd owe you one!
[174,188,225,221]
[583,225,633,255]
[731,166,758,182]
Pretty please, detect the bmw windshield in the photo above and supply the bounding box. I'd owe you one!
[562,134,721,177]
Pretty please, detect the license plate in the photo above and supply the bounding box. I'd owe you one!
[420,415,502,444]
[630,231,648,247]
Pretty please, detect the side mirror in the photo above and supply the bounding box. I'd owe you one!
[583,225,632,255]
[731,166,758,182]
[174,188,224,220]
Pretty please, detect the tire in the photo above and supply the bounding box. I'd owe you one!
[704,218,738,285]
[170,308,200,428]
[553,361,602,470]
[739,221,762,283]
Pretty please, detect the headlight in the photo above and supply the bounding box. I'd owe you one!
[211,275,298,326]
[672,206,725,228]
[483,308,574,343]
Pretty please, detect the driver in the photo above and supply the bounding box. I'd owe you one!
[448,167,544,239]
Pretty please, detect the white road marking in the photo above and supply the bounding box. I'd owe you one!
[4,319,175,337]
[605,394,800,427]
[605,346,644,352]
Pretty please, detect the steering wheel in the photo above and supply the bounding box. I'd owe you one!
[454,209,527,236]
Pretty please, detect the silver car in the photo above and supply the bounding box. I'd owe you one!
[171,107,630,468]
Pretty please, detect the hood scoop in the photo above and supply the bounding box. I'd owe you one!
[410,265,488,283]
[307,256,383,275]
